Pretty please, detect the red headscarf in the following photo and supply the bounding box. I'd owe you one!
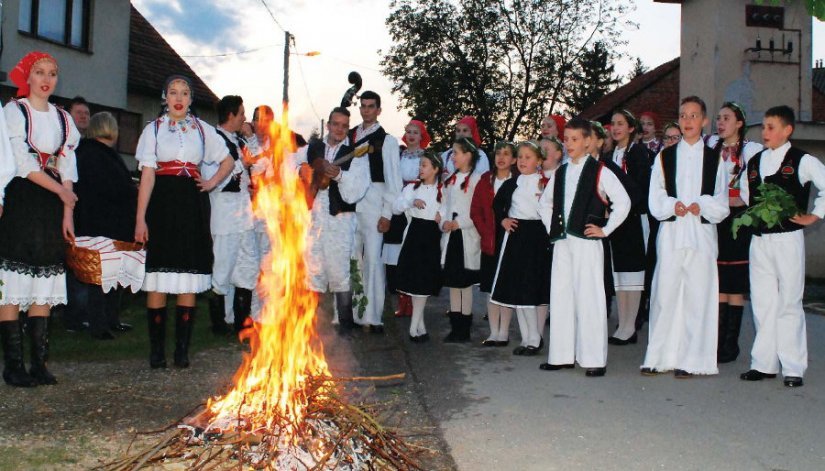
[10,51,58,98]
[639,111,659,129]
[457,115,482,146]
[550,114,566,141]
[403,119,431,149]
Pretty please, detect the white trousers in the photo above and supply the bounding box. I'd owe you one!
[548,237,607,368]
[749,232,807,377]
[250,229,271,322]
[306,211,357,293]
[354,210,386,326]
[643,247,718,374]
[211,231,259,294]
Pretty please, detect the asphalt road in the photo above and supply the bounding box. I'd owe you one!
[389,290,825,471]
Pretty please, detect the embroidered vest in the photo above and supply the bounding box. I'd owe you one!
[660,144,720,223]
[746,146,810,234]
[548,158,608,241]
[349,126,387,183]
[16,100,70,180]
[307,139,356,216]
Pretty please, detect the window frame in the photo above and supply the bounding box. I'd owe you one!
[18,0,92,52]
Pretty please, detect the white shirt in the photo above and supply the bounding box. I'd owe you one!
[740,141,825,220]
[539,155,630,237]
[4,98,80,183]
[508,173,543,220]
[135,115,228,170]
[292,136,371,212]
[353,122,402,220]
[493,175,509,194]
[393,182,442,221]
[649,138,729,252]
[399,148,423,182]
[206,127,254,235]
[706,135,763,191]
[442,148,490,177]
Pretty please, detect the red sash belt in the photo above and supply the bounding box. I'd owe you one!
[156,160,201,178]
[37,151,59,173]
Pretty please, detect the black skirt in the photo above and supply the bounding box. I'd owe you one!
[717,211,750,294]
[491,220,550,306]
[0,176,65,276]
[608,211,646,272]
[442,229,479,288]
[145,176,213,275]
[396,218,442,296]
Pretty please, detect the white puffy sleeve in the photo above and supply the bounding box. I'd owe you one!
[57,111,81,182]
[135,122,159,170]
[3,101,41,179]
[0,108,17,204]
[648,152,678,221]
[600,167,631,236]
[697,157,730,224]
[199,120,229,165]
[381,134,402,219]
[338,153,370,204]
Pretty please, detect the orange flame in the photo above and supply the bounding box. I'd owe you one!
[205,104,329,430]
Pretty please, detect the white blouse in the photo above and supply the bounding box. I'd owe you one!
[4,98,80,183]
[508,173,543,220]
[399,148,423,182]
[135,114,228,170]
[393,182,442,221]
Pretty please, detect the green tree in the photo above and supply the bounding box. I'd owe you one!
[565,41,621,114]
[381,0,633,147]
[628,57,648,81]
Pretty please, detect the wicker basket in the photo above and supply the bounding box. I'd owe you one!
[66,241,143,286]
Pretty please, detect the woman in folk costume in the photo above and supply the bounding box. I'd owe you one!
[540,114,566,141]
[706,102,762,363]
[607,110,651,344]
[471,141,517,347]
[639,111,663,155]
[490,141,551,356]
[0,52,80,387]
[442,116,489,177]
[388,120,431,318]
[394,151,444,342]
[134,75,233,369]
[441,137,483,342]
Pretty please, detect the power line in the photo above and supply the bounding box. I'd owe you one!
[258,0,287,33]
[181,44,281,58]
[291,39,322,121]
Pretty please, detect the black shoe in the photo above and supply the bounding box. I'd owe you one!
[740,369,777,381]
[27,317,57,385]
[495,340,510,347]
[111,323,133,332]
[233,288,253,335]
[147,307,167,369]
[90,330,116,340]
[674,369,693,379]
[208,294,230,336]
[368,324,385,334]
[483,314,489,320]
[482,338,497,347]
[419,333,430,342]
[538,337,545,351]
[640,367,660,376]
[585,367,606,377]
[337,319,358,336]
[608,332,638,345]
[784,376,804,388]
[539,363,574,371]
[409,334,421,343]
[522,345,540,356]
[173,306,195,368]
[444,312,463,343]
[1,320,37,387]
[512,346,528,356]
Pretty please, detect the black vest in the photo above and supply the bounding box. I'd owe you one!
[215,128,245,193]
[350,126,387,183]
[660,144,720,223]
[746,146,811,234]
[307,138,356,216]
[548,158,608,241]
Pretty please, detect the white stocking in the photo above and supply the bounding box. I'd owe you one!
[536,304,549,342]
[515,307,529,347]
[486,298,500,342]
[614,290,640,340]
[519,306,540,347]
[498,307,513,342]
[410,296,428,336]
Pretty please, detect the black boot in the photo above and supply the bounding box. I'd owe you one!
[335,291,357,332]
[147,307,167,369]
[1,320,36,387]
[444,312,463,343]
[458,314,473,342]
[27,317,57,385]
[717,302,729,363]
[174,306,195,368]
[719,305,743,364]
[233,288,252,334]
[208,293,230,335]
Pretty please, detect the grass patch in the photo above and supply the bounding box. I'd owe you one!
[48,292,237,363]
[0,445,78,470]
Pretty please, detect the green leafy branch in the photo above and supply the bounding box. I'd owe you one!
[731,183,800,239]
[755,0,825,21]
[350,259,368,317]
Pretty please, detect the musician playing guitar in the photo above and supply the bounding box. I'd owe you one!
[294,106,370,332]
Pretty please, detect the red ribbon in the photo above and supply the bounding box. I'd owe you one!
[156,160,201,179]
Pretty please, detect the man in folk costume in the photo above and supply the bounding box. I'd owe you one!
[642,96,729,378]
[350,91,402,332]
[294,107,370,331]
[202,96,260,335]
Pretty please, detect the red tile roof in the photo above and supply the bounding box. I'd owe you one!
[128,5,219,107]
[579,57,680,121]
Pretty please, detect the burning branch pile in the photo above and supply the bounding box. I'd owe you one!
[97,108,421,470]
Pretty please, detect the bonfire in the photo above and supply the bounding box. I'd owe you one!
[98,108,420,470]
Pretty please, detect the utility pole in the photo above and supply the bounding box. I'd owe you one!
[282,30,292,113]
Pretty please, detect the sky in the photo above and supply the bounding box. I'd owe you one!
[131,0,825,139]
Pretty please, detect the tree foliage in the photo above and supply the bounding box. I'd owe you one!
[564,40,621,115]
[381,0,634,148]
[627,57,648,82]
[756,0,825,21]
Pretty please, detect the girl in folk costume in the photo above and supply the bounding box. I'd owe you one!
[540,137,564,177]
[607,110,651,344]
[662,122,682,149]
[471,141,517,347]
[0,52,78,387]
[441,137,483,342]
[639,111,663,155]
[388,120,432,318]
[540,114,566,141]
[491,141,551,356]
[134,75,234,369]
[394,151,444,342]
[707,102,762,363]
[442,116,489,177]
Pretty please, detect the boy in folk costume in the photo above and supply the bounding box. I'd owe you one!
[740,106,825,388]
[641,96,729,378]
[538,118,630,377]
[350,91,402,333]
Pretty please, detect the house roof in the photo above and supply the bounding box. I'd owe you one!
[579,57,680,121]
[128,5,219,107]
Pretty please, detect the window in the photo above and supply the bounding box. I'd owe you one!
[18,0,91,50]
